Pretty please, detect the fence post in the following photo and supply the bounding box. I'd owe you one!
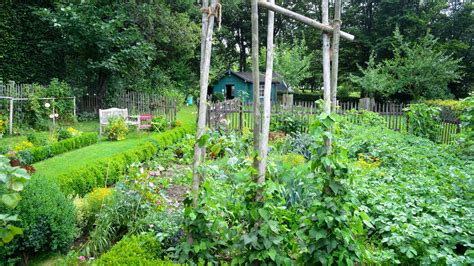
[173,100,177,121]
[239,100,244,132]
[73,97,77,119]
[9,98,13,135]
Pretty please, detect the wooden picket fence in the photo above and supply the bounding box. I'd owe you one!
[0,83,177,122]
[78,92,177,121]
[206,99,319,132]
[206,99,461,144]
[0,83,38,98]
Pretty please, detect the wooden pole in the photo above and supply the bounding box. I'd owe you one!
[322,0,331,114]
[257,0,275,198]
[73,96,77,119]
[257,0,354,41]
[322,0,332,155]
[192,0,217,208]
[200,0,209,70]
[251,0,261,177]
[330,0,341,112]
[9,98,13,135]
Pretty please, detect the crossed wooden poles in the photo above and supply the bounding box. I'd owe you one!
[192,0,355,207]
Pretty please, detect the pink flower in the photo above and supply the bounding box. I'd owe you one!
[79,256,86,261]
[149,182,155,188]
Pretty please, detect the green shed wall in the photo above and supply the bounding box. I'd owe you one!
[212,73,278,102]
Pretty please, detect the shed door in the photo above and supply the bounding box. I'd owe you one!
[226,84,235,100]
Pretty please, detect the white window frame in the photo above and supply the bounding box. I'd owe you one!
[259,84,265,98]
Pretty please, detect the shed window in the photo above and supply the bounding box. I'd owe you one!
[259,84,265,98]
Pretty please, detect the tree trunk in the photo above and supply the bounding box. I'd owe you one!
[257,0,275,201]
[330,0,341,112]
[251,0,261,179]
[192,0,216,208]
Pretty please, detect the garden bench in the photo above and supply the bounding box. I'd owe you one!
[99,108,140,134]
[139,114,153,130]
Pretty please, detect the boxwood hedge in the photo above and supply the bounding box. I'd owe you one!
[25,133,98,163]
[55,125,194,196]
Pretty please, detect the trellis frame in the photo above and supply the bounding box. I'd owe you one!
[0,96,77,134]
[255,0,353,182]
[192,0,354,209]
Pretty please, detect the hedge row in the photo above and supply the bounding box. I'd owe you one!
[26,133,98,163]
[96,234,180,265]
[55,125,194,196]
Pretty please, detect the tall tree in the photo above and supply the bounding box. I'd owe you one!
[36,1,199,96]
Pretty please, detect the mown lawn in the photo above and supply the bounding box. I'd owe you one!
[33,106,196,178]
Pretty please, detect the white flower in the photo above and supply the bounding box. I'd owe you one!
[54,113,59,118]
[44,103,50,108]
[49,114,54,119]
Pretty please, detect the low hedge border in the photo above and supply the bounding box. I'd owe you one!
[25,133,98,164]
[55,125,195,196]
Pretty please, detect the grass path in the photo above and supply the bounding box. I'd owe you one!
[33,106,196,178]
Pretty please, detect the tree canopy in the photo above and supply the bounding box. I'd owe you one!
[0,0,472,99]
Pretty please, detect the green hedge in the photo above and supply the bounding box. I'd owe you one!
[26,133,98,163]
[56,125,194,196]
[96,234,180,265]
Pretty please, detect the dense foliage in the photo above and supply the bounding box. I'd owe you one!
[95,234,178,265]
[104,116,129,141]
[343,123,473,264]
[2,1,472,99]
[351,30,462,100]
[1,178,77,263]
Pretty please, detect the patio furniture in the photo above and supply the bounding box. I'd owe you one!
[139,114,153,130]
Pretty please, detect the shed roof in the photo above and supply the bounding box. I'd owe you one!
[229,70,281,84]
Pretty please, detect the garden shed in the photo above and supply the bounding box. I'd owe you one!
[210,70,292,102]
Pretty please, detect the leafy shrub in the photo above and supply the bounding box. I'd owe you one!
[0,115,8,137]
[151,116,168,132]
[57,127,73,141]
[280,153,305,167]
[82,180,157,257]
[405,103,441,142]
[270,112,306,134]
[105,116,128,141]
[95,234,179,265]
[280,132,314,160]
[56,125,194,196]
[14,141,33,152]
[1,177,77,262]
[171,119,183,128]
[26,132,48,146]
[75,188,113,232]
[426,99,462,114]
[24,79,75,130]
[77,112,98,122]
[455,94,474,160]
[0,155,30,246]
[212,92,225,102]
[26,132,98,163]
[130,210,184,255]
[345,109,386,128]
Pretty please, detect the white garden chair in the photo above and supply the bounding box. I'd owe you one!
[99,108,140,134]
